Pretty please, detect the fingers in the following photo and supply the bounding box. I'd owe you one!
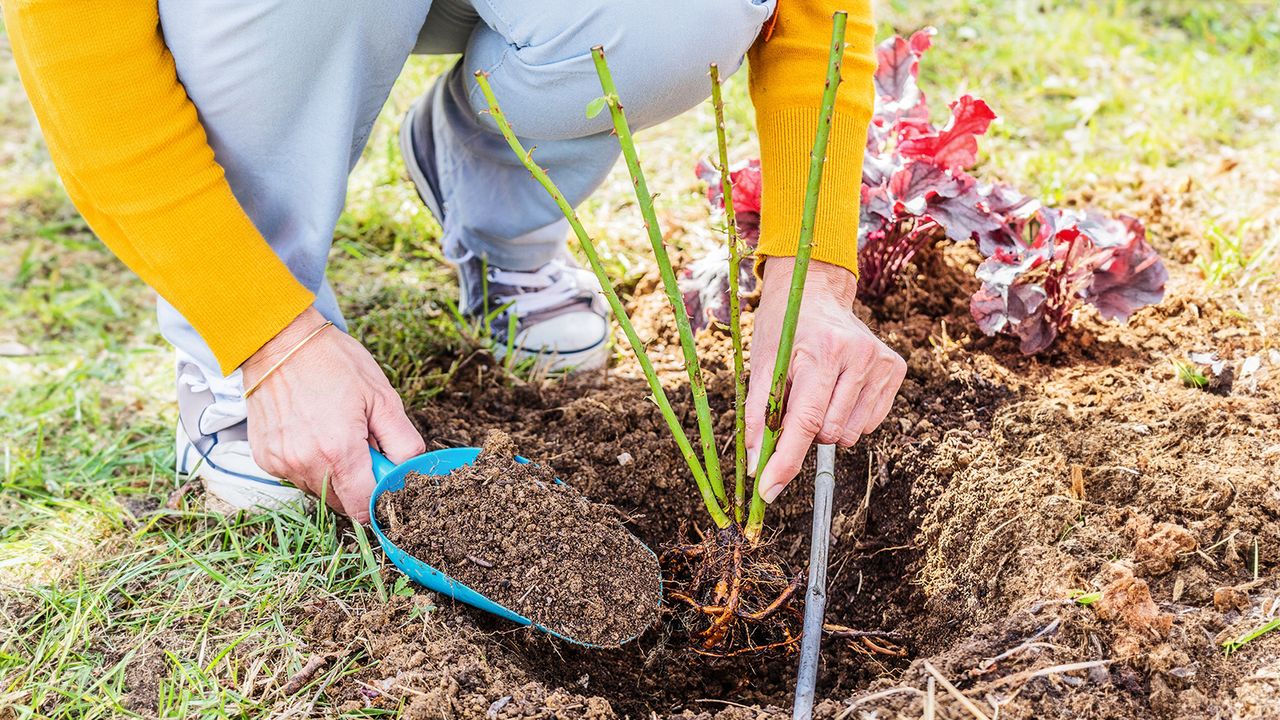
[844,381,880,441]
[329,445,376,524]
[314,470,350,517]
[251,436,356,518]
[818,370,864,446]
[868,354,908,432]
[304,435,372,521]
[757,353,836,504]
[846,354,906,438]
[866,386,897,434]
[830,349,908,447]
[241,327,425,524]
[744,346,778,477]
[368,390,426,463]
[288,444,376,524]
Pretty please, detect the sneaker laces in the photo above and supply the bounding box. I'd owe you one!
[443,242,475,266]
[178,356,248,435]
[489,259,588,316]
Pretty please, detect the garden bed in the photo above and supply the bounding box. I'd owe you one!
[305,229,1280,718]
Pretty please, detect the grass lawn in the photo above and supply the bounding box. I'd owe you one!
[2,1,1278,717]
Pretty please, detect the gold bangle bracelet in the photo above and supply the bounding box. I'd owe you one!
[242,320,335,399]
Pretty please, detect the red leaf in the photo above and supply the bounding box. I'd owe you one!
[1082,215,1167,321]
[729,160,762,214]
[679,245,758,332]
[887,161,950,204]
[861,184,894,225]
[694,28,1166,348]
[926,185,1004,242]
[899,95,997,171]
[909,27,936,55]
[873,26,936,102]
[695,158,761,215]
[873,36,918,103]
[696,158,722,206]
[970,287,1008,335]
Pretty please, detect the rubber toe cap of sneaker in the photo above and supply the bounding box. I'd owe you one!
[517,309,608,354]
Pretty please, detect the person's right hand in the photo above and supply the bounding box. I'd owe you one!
[241,307,425,522]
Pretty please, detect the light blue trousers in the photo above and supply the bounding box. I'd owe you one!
[157,0,775,371]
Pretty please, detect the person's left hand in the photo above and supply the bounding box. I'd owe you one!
[745,256,907,504]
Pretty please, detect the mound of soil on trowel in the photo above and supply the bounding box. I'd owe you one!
[375,430,662,647]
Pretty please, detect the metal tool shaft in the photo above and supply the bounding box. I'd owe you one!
[793,444,836,719]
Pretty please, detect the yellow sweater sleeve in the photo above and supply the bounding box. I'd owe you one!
[3,0,315,374]
[748,0,876,278]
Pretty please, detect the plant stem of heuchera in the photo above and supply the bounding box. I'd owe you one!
[474,71,731,529]
[709,63,749,525]
[591,46,728,512]
[745,12,848,542]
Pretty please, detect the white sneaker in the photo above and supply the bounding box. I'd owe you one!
[400,93,611,373]
[175,351,309,512]
[453,249,611,373]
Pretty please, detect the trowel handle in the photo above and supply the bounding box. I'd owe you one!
[369,446,397,482]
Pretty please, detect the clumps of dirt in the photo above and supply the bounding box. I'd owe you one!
[1214,586,1252,613]
[375,430,662,647]
[308,595,617,719]
[1132,520,1198,576]
[1227,660,1280,719]
[119,639,168,714]
[1094,563,1174,658]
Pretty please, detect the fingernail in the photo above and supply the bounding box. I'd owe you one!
[747,448,759,476]
[762,482,783,504]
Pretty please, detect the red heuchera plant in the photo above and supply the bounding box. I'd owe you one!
[971,208,1168,353]
[681,159,761,329]
[691,28,1167,354]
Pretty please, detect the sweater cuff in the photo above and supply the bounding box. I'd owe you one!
[753,108,867,279]
[197,270,316,375]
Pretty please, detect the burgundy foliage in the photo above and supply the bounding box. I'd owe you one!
[859,27,1027,300]
[689,29,1166,353]
[971,209,1168,353]
[681,159,761,330]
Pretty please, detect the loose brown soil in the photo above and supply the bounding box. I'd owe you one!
[306,155,1279,718]
[375,430,662,647]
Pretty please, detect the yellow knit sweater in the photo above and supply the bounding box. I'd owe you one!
[4,0,874,374]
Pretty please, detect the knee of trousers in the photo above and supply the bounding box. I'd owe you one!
[463,0,775,141]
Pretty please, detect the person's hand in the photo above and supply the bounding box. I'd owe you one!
[745,257,906,504]
[241,307,425,522]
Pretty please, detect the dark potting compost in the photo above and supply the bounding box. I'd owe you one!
[375,430,662,647]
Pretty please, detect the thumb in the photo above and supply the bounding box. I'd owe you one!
[747,315,782,478]
[744,367,772,478]
[368,391,426,463]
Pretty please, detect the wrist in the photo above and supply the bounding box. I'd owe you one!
[243,306,326,376]
[761,256,858,307]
